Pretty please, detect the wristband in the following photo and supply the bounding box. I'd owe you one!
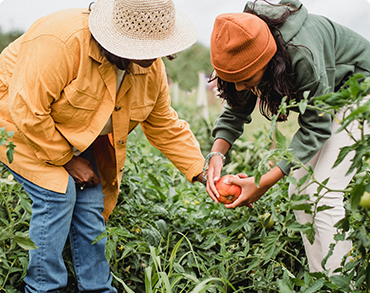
[202,152,226,185]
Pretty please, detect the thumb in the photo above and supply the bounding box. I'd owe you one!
[224,175,241,185]
[237,173,248,179]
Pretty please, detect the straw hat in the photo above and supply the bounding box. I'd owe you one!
[89,0,197,60]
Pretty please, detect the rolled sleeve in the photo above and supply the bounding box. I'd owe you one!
[140,67,205,182]
[212,93,257,146]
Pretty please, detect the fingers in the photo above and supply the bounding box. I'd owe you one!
[92,173,100,186]
[85,173,100,188]
[224,200,253,209]
[206,176,220,203]
[225,175,242,186]
[237,173,248,179]
[205,162,222,203]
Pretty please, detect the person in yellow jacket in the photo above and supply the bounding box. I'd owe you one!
[0,0,205,291]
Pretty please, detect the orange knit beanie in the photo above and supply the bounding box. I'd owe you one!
[210,13,277,83]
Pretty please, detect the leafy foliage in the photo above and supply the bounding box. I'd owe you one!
[163,42,213,92]
[0,28,23,54]
[0,128,16,164]
[0,166,35,293]
[1,76,370,292]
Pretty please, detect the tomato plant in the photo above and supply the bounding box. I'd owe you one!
[2,75,370,292]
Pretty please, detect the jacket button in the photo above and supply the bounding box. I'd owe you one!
[114,105,122,111]
[117,140,125,145]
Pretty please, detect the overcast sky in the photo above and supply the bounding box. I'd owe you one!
[0,0,370,47]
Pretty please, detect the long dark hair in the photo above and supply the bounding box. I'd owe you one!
[213,1,302,121]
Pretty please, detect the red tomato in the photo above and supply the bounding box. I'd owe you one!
[215,175,242,204]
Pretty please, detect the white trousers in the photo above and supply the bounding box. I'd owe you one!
[288,98,369,274]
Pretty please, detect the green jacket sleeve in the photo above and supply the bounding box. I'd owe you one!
[212,92,258,146]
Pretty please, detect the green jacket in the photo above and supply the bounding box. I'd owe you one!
[212,0,370,175]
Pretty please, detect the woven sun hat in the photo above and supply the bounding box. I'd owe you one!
[89,0,198,60]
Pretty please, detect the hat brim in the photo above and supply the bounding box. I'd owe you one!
[89,0,198,60]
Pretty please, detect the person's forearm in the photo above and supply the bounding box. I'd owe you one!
[211,138,231,155]
[259,166,285,191]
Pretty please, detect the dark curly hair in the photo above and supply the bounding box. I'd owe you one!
[211,0,303,121]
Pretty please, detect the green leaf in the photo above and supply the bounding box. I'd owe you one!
[291,203,312,212]
[290,193,310,202]
[305,224,316,245]
[286,222,310,232]
[111,272,136,293]
[329,274,351,291]
[92,231,108,245]
[144,267,153,293]
[168,236,185,268]
[105,237,116,262]
[263,231,280,260]
[291,278,305,287]
[268,115,277,139]
[158,272,172,293]
[189,277,226,293]
[277,270,294,293]
[349,77,361,98]
[317,205,334,213]
[13,234,38,250]
[228,219,248,236]
[142,227,162,247]
[155,219,168,237]
[298,99,307,115]
[321,243,335,270]
[148,173,161,187]
[245,258,261,274]
[6,147,14,164]
[275,128,288,149]
[302,279,325,293]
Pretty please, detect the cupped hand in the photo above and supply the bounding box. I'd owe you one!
[222,175,266,209]
[63,156,100,188]
[205,155,225,203]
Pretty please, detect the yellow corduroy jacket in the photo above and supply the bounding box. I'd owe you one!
[0,8,205,221]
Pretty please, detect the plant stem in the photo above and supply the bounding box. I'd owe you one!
[0,186,13,224]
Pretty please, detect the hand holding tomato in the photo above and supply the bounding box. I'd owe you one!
[222,167,285,209]
[215,175,242,204]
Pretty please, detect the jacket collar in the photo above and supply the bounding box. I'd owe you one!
[278,0,307,43]
[244,0,308,43]
[88,37,151,100]
[89,37,151,75]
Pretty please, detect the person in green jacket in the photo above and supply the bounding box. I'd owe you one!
[205,0,370,274]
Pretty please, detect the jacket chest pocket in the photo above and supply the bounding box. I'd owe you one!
[51,85,101,123]
[130,103,154,122]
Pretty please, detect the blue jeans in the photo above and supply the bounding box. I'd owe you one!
[6,147,117,292]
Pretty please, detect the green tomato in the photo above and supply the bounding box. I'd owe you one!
[259,213,274,229]
[359,191,370,210]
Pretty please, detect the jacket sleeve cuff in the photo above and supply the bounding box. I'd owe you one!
[45,149,74,166]
[184,159,205,183]
[277,159,296,176]
[214,131,238,147]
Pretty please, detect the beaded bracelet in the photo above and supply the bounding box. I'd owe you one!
[202,152,226,185]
